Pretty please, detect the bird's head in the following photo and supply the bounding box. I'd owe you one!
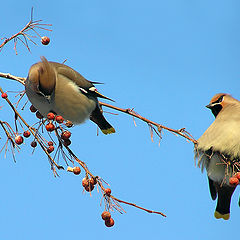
[206,93,238,118]
[27,56,56,102]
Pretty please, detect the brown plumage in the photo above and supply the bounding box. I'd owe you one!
[195,93,240,220]
[25,57,115,134]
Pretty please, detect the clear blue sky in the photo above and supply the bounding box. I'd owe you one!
[1,0,240,239]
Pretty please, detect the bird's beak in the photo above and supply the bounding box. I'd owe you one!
[206,104,213,109]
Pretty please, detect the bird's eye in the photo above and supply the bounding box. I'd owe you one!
[213,95,225,104]
[216,95,224,103]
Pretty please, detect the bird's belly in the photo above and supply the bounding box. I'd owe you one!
[52,94,96,124]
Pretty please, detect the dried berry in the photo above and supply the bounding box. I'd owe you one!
[36,111,43,119]
[63,139,71,147]
[65,120,73,128]
[47,145,54,153]
[31,141,37,148]
[85,184,94,192]
[41,36,50,45]
[82,177,89,188]
[23,130,31,138]
[90,177,97,186]
[105,188,111,196]
[30,105,37,113]
[48,141,54,146]
[105,218,114,227]
[101,211,111,221]
[73,167,81,175]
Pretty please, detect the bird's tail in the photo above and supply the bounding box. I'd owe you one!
[90,105,115,135]
[214,185,235,220]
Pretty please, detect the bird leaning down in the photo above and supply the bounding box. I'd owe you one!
[25,56,115,135]
[195,93,240,220]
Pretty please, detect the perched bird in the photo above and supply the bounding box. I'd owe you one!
[195,93,240,220]
[25,56,115,134]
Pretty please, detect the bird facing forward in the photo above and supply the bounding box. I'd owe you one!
[195,93,240,220]
[25,57,115,134]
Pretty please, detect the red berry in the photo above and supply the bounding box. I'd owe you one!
[15,135,24,145]
[65,120,73,128]
[105,218,114,227]
[61,131,71,140]
[85,184,94,192]
[23,130,31,138]
[41,36,50,45]
[234,172,240,180]
[46,123,55,132]
[56,115,64,123]
[36,111,43,119]
[82,177,89,188]
[90,177,97,186]
[31,141,37,148]
[63,139,71,147]
[73,167,81,175]
[101,211,111,221]
[47,112,55,120]
[48,141,54,146]
[47,145,54,153]
[30,105,37,113]
[105,188,111,196]
[229,177,239,186]
[1,92,7,99]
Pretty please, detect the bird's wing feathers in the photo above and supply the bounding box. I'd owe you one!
[50,62,114,101]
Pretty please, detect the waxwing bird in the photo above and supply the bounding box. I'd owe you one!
[194,93,240,220]
[25,57,115,134]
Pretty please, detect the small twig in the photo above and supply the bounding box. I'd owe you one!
[99,102,198,144]
[0,8,52,54]
[111,196,166,217]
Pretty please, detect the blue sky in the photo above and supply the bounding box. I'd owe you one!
[1,0,240,239]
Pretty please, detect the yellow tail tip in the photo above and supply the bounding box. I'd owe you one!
[102,127,116,135]
[214,211,230,220]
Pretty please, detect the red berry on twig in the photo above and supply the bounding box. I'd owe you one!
[101,211,111,221]
[1,92,7,99]
[105,218,114,227]
[82,177,89,188]
[63,139,71,147]
[47,145,54,153]
[46,123,55,132]
[56,115,64,123]
[73,167,81,175]
[31,141,37,148]
[41,36,50,45]
[48,141,54,146]
[85,184,94,192]
[229,177,239,186]
[234,172,240,180]
[15,135,23,145]
[105,188,111,196]
[23,130,31,138]
[47,112,55,120]
[90,177,97,186]
[61,131,71,140]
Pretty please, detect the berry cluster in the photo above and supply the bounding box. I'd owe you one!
[229,172,240,186]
